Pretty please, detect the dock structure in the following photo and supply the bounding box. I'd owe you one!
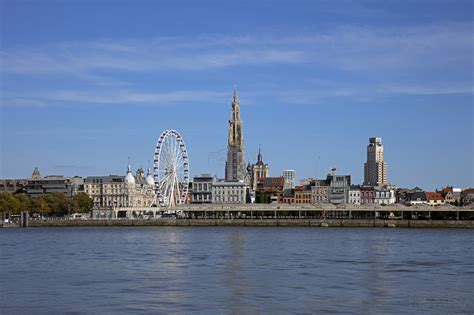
[107,203,474,221]
[7,204,474,228]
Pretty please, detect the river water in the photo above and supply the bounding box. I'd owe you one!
[1,227,473,314]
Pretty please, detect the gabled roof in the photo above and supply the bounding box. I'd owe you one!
[425,192,444,201]
[31,167,41,179]
[441,187,453,194]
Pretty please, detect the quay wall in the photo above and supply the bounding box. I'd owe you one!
[23,219,474,228]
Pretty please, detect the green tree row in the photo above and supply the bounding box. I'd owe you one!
[0,192,93,217]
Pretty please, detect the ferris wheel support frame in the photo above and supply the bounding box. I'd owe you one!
[153,130,190,208]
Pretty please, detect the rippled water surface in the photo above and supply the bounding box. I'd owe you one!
[1,227,473,313]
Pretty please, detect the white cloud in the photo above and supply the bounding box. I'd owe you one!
[1,90,228,107]
[1,22,472,107]
[2,22,470,76]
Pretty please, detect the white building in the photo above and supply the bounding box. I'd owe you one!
[349,185,361,205]
[212,181,248,204]
[364,137,388,186]
[85,165,155,209]
[283,170,295,189]
[374,187,396,205]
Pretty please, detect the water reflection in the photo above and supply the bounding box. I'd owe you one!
[223,230,248,312]
[0,227,472,313]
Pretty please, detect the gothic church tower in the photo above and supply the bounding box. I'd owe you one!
[225,90,245,181]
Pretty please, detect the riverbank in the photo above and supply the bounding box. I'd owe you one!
[10,219,474,228]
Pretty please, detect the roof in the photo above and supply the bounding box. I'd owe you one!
[425,192,444,201]
[258,176,285,189]
[283,189,294,197]
[441,187,453,194]
[193,174,215,182]
[32,167,41,179]
[213,181,247,187]
[409,191,427,201]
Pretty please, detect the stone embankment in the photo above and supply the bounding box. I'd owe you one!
[23,219,474,228]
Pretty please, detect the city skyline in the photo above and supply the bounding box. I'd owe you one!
[1,0,473,191]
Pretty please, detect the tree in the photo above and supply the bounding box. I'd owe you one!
[45,193,71,216]
[31,196,50,217]
[0,192,21,214]
[73,193,93,213]
[14,193,31,213]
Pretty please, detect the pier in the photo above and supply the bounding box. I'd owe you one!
[8,203,472,228]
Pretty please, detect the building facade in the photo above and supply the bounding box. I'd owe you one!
[69,176,85,196]
[282,189,295,204]
[26,167,72,197]
[364,137,388,186]
[439,186,461,204]
[294,186,312,204]
[212,181,248,204]
[374,187,396,205]
[406,191,427,205]
[461,188,474,205]
[256,176,285,192]
[396,187,423,204]
[85,165,155,209]
[85,175,126,208]
[425,192,445,206]
[283,170,295,189]
[192,174,216,204]
[225,90,246,181]
[247,148,269,192]
[349,185,361,205]
[311,180,329,204]
[0,179,27,193]
[327,169,351,204]
[360,186,375,205]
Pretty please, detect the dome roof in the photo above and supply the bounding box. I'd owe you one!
[146,168,155,186]
[124,164,136,184]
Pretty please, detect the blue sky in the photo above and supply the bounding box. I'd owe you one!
[1,0,473,190]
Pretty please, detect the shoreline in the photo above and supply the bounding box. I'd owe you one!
[5,219,474,228]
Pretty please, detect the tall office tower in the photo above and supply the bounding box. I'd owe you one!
[283,170,296,189]
[364,137,388,187]
[225,90,245,181]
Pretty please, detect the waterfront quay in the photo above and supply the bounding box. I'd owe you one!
[25,218,474,228]
[112,203,474,221]
[17,203,474,228]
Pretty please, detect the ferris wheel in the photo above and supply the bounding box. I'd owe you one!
[153,130,190,208]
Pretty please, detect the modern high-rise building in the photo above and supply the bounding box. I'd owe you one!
[225,90,246,181]
[364,137,388,187]
[283,170,296,189]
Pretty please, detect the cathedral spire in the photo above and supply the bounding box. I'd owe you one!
[225,89,245,181]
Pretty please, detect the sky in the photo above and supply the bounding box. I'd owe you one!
[0,0,473,191]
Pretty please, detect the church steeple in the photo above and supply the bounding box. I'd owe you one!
[225,89,245,181]
[32,166,41,179]
[257,147,263,164]
[228,89,243,148]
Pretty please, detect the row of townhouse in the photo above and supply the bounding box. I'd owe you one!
[396,186,474,207]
